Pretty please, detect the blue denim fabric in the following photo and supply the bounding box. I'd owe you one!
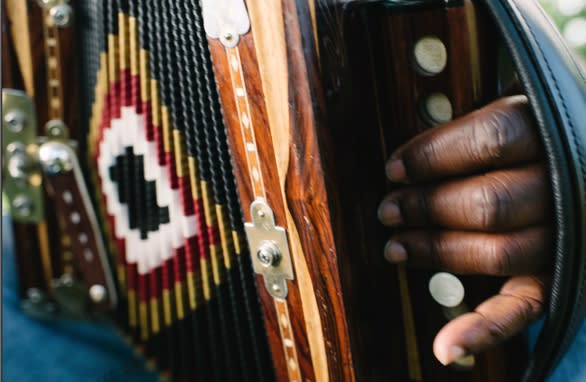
[3,212,586,381]
[528,318,586,381]
[2,215,158,382]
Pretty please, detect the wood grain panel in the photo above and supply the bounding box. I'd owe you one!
[247,2,330,381]
[208,0,356,380]
[210,0,528,381]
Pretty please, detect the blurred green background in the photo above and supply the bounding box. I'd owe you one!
[540,0,586,61]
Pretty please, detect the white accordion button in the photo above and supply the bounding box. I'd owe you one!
[423,92,453,125]
[414,36,448,75]
[429,272,465,308]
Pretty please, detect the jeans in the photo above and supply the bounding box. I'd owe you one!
[2,215,158,382]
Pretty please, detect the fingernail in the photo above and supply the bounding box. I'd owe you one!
[384,241,407,263]
[386,158,407,183]
[439,345,466,366]
[378,200,402,225]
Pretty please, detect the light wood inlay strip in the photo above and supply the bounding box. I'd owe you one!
[42,18,64,120]
[225,45,302,382]
[5,0,34,95]
[37,221,54,289]
[225,48,265,199]
[247,1,328,381]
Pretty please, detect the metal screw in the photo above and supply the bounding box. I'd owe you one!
[257,209,266,218]
[60,273,74,287]
[271,283,281,293]
[223,32,234,41]
[257,241,281,267]
[13,195,34,217]
[49,4,73,27]
[39,141,73,174]
[7,152,32,179]
[27,288,44,304]
[89,284,107,303]
[5,111,25,132]
[6,142,26,155]
[46,119,67,138]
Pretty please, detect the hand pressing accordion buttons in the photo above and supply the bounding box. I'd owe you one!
[379,95,551,366]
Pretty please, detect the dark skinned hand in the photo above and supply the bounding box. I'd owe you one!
[378,95,552,366]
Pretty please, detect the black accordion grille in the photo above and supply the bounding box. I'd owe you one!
[76,1,274,380]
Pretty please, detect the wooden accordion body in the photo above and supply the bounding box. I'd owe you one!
[2,0,527,381]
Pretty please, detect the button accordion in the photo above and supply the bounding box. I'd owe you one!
[3,0,542,381]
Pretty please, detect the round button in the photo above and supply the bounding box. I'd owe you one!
[422,92,453,125]
[429,272,465,308]
[89,284,107,303]
[257,241,281,267]
[49,4,73,27]
[414,36,447,75]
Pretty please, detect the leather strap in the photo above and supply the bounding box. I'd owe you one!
[482,1,586,380]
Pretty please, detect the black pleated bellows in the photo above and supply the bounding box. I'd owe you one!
[77,0,274,380]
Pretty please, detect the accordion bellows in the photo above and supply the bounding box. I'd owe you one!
[80,0,273,380]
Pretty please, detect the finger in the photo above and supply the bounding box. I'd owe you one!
[379,164,550,231]
[433,275,549,365]
[384,226,551,275]
[386,95,541,183]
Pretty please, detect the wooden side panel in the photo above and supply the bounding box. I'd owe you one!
[208,1,356,381]
[3,0,80,298]
[210,0,527,381]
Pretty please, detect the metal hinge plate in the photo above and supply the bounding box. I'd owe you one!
[244,198,294,299]
[2,89,45,222]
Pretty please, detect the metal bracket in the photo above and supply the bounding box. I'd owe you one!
[244,198,294,299]
[2,89,45,222]
[38,137,118,309]
[37,0,74,28]
[3,89,116,312]
[201,0,250,48]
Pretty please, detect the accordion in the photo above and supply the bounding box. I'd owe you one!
[3,0,586,381]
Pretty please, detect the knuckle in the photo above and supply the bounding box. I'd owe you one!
[477,311,510,344]
[509,293,544,324]
[470,178,512,230]
[417,190,434,225]
[470,113,507,163]
[486,237,517,275]
[409,140,441,179]
[427,233,446,269]
[401,188,433,226]
[485,319,510,344]
[471,106,526,164]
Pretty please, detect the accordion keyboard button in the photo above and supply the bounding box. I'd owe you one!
[429,272,465,308]
[414,36,448,75]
